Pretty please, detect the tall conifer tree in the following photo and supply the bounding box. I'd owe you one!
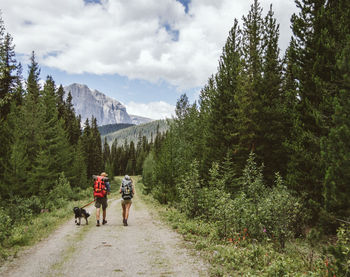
[28,76,72,194]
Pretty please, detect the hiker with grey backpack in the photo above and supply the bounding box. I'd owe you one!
[119,175,135,226]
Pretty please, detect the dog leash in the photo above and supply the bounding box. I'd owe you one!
[80,200,95,209]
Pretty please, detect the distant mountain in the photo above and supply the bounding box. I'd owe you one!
[102,119,169,146]
[129,115,154,125]
[63,83,153,126]
[98,123,134,136]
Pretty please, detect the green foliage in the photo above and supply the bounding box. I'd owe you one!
[102,119,168,147]
[154,194,326,276]
[0,207,11,245]
[177,160,202,217]
[81,117,103,178]
[235,155,305,248]
[47,172,73,210]
[104,124,156,177]
[98,123,134,136]
[142,151,156,194]
[150,130,177,204]
[326,224,350,276]
[258,173,305,249]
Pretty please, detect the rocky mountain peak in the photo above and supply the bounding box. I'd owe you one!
[64,83,132,126]
[63,83,153,126]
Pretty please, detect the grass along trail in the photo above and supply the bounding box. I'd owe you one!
[0,181,208,277]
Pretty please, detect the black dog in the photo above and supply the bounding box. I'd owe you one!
[73,207,90,225]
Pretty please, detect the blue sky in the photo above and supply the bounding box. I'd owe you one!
[1,0,298,119]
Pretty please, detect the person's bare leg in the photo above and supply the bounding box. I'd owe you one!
[124,203,132,225]
[125,203,131,220]
[122,204,126,219]
[96,207,100,226]
[103,209,106,220]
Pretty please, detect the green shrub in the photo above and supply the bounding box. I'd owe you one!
[47,172,72,209]
[327,224,350,276]
[22,195,42,214]
[8,225,30,246]
[177,160,202,217]
[258,173,305,249]
[7,196,34,224]
[142,152,156,194]
[223,154,305,248]
[0,207,11,245]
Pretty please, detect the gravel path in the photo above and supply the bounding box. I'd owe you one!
[0,193,208,277]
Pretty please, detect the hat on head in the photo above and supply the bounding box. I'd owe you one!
[101,172,108,177]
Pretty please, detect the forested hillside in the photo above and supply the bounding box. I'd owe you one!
[142,0,350,275]
[101,119,168,146]
[101,120,167,177]
[98,123,134,136]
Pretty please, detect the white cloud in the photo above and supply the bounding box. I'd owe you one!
[126,101,175,120]
[0,0,298,90]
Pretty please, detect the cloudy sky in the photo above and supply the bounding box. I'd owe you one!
[0,0,298,119]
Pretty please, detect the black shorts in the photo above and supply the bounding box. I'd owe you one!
[95,197,108,209]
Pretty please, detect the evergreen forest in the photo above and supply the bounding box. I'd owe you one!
[1,0,350,275]
[141,0,350,275]
[0,14,159,258]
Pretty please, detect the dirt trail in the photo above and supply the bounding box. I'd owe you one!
[0,193,208,277]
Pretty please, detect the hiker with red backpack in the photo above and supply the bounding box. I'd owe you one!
[119,175,135,226]
[92,172,111,227]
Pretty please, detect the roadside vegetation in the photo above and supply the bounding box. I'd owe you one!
[139,173,350,276]
[0,5,158,264]
[0,176,122,264]
[1,0,350,275]
[141,1,350,276]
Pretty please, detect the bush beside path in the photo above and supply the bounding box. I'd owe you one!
[0,177,208,277]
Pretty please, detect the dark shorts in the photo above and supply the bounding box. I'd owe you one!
[95,197,108,209]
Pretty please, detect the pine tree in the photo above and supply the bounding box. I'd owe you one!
[0,32,17,119]
[82,118,93,177]
[258,4,286,182]
[286,0,350,217]
[285,0,327,210]
[63,91,81,145]
[233,0,264,175]
[71,138,88,189]
[1,102,29,197]
[90,117,103,175]
[102,137,110,166]
[28,76,72,194]
[22,52,42,167]
[199,20,242,180]
[0,17,18,182]
[126,141,136,175]
[13,63,24,106]
[321,1,350,217]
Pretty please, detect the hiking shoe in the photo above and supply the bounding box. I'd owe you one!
[125,219,128,226]
[123,219,127,226]
[102,219,107,225]
[96,220,100,227]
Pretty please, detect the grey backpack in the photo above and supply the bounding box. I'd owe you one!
[121,178,133,200]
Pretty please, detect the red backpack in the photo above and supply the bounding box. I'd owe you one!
[93,176,107,198]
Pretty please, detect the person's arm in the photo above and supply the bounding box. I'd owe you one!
[106,181,111,194]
